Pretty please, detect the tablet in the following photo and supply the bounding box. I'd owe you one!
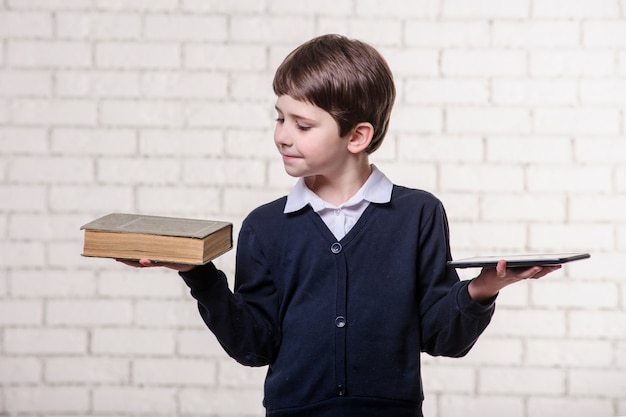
[447,252,590,269]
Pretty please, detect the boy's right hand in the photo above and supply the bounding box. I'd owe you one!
[116,258,196,273]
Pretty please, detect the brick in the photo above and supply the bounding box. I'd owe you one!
[182,0,266,13]
[0,300,42,325]
[570,195,626,221]
[141,72,228,99]
[527,165,612,192]
[443,50,526,76]
[534,0,620,18]
[184,44,267,71]
[422,365,475,393]
[493,21,579,47]
[0,357,41,383]
[374,162,437,191]
[382,48,439,76]
[45,357,129,383]
[51,128,137,155]
[461,338,523,365]
[9,156,93,184]
[480,367,564,395]
[534,108,620,135]
[0,128,48,153]
[186,101,270,129]
[570,369,626,397]
[5,328,87,354]
[95,0,178,11]
[4,387,89,413]
[218,358,267,388]
[47,299,132,325]
[529,224,613,251]
[0,185,46,210]
[531,50,615,76]
[355,0,440,18]
[486,136,572,163]
[225,129,275,159]
[56,12,141,39]
[443,0,528,17]
[440,395,524,417]
[136,186,221,215]
[531,281,618,308]
[140,129,223,156]
[451,222,527,251]
[584,20,626,46]
[93,387,177,413]
[447,107,530,134]
[528,398,613,417]
[56,70,140,97]
[574,137,626,163]
[487,309,566,337]
[580,79,626,104]
[133,358,217,385]
[7,0,91,9]
[0,12,52,37]
[11,99,97,126]
[91,328,175,355]
[230,16,313,43]
[570,311,626,338]
[0,70,51,96]
[223,188,287,216]
[134,300,203,327]
[390,105,442,133]
[96,43,180,69]
[441,164,524,192]
[438,193,480,221]
[0,241,46,267]
[8,40,91,68]
[179,387,264,415]
[145,15,227,41]
[99,269,184,298]
[526,339,613,367]
[177,329,228,357]
[492,79,577,105]
[267,160,301,190]
[405,79,489,104]
[97,157,180,184]
[231,72,274,100]
[9,269,96,297]
[406,22,489,47]
[101,100,184,127]
[183,159,265,187]
[50,185,133,212]
[398,135,483,162]
[619,225,626,250]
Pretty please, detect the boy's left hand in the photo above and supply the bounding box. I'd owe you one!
[468,260,562,303]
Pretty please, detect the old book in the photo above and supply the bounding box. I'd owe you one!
[81,213,233,265]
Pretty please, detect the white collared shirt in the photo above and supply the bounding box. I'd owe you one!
[284,165,393,240]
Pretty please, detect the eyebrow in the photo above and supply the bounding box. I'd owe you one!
[274,105,315,123]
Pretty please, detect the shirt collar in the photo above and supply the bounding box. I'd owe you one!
[284,164,393,214]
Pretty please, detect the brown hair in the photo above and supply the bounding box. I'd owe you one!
[272,34,396,154]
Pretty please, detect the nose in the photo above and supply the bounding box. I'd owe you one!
[274,123,291,148]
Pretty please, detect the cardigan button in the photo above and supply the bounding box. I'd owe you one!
[330,242,342,254]
[336,385,346,396]
[335,316,346,328]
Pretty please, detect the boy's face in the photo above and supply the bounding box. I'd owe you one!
[274,95,351,179]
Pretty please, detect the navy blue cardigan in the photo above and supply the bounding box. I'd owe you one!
[180,185,495,417]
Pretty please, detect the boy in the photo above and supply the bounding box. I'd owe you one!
[119,34,559,416]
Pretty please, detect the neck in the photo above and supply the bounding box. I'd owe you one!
[305,160,372,206]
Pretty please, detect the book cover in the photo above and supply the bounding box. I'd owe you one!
[81,213,233,265]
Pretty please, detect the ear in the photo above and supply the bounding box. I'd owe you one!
[346,122,374,154]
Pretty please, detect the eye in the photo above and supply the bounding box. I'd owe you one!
[296,122,311,131]
[275,117,284,124]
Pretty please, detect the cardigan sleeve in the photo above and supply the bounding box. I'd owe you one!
[417,201,496,357]
[179,219,281,367]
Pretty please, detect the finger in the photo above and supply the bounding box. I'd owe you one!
[496,259,507,278]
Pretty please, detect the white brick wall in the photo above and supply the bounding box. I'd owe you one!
[1,1,624,417]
